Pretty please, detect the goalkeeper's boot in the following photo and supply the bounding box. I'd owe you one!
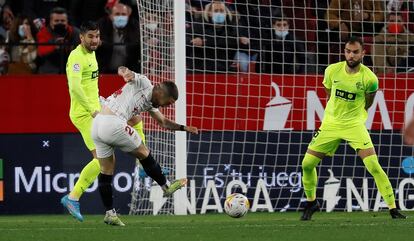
[163,178,188,197]
[300,200,320,221]
[104,209,125,226]
[390,208,407,219]
[61,194,84,222]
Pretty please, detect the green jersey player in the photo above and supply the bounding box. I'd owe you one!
[301,37,406,220]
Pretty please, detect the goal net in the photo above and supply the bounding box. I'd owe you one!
[130,0,179,215]
[131,0,414,215]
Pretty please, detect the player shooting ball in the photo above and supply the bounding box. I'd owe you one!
[89,66,198,226]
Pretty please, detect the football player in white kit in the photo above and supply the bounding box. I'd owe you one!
[91,66,198,225]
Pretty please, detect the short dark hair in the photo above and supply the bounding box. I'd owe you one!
[161,81,179,101]
[80,21,99,34]
[345,36,364,48]
[50,7,67,16]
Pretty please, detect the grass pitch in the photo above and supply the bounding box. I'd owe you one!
[0,212,412,241]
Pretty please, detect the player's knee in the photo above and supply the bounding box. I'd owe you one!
[365,160,383,176]
[136,144,150,160]
[302,160,314,172]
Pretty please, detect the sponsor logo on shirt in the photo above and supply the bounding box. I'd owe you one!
[335,89,356,101]
[91,70,99,79]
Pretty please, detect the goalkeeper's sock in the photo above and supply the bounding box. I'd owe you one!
[140,152,167,187]
[362,155,396,209]
[69,158,100,201]
[302,153,322,201]
[132,121,146,145]
[98,173,113,211]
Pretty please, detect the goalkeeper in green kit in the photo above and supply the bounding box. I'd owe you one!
[300,37,406,221]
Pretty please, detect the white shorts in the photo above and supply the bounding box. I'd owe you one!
[92,114,142,158]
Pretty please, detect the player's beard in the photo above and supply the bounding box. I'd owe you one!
[346,59,361,69]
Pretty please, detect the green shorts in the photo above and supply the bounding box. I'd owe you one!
[70,114,95,151]
[308,122,374,156]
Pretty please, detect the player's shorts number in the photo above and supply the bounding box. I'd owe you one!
[125,126,134,136]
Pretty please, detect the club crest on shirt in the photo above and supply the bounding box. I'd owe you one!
[356,82,364,90]
[73,63,80,72]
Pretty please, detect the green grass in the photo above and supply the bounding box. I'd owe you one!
[0,212,413,241]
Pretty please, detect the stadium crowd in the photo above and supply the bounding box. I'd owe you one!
[0,0,413,75]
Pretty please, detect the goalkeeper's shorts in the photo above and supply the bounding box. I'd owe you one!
[307,122,374,156]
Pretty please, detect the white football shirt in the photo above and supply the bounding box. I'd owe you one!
[105,73,159,121]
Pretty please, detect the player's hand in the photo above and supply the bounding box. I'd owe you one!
[185,126,199,134]
[91,111,99,118]
[118,66,135,82]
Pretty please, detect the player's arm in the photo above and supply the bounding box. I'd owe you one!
[324,88,331,100]
[365,92,376,110]
[118,66,145,84]
[67,60,98,117]
[149,110,198,134]
[322,66,332,101]
[365,76,379,110]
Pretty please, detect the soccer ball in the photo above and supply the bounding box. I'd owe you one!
[224,193,250,218]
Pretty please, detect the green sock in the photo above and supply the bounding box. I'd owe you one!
[362,155,396,209]
[302,153,322,201]
[69,158,100,200]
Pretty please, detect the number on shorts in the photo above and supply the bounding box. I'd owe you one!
[125,126,134,136]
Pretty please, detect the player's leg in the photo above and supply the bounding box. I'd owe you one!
[129,143,187,197]
[61,116,99,222]
[348,125,406,219]
[301,126,341,221]
[68,115,101,201]
[93,114,125,226]
[119,123,186,197]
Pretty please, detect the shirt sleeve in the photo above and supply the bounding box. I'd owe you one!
[67,55,95,114]
[366,74,379,93]
[322,65,332,89]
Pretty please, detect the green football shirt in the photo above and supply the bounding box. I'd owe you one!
[66,44,100,117]
[322,61,378,126]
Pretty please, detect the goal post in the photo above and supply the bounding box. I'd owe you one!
[173,0,188,215]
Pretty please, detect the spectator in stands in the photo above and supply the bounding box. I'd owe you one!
[7,15,37,74]
[326,0,384,38]
[0,35,9,75]
[323,0,384,65]
[260,17,305,74]
[23,0,69,20]
[0,5,14,39]
[37,7,80,74]
[232,0,261,72]
[186,1,238,73]
[96,3,140,73]
[372,13,414,73]
[139,12,175,74]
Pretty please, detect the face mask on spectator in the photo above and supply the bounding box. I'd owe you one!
[275,30,289,39]
[53,23,67,36]
[212,12,226,24]
[18,25,25,38]
[113,16,128,29]
[145,23,158,32]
